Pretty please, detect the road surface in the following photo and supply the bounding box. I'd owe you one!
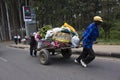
[0,42,120,80]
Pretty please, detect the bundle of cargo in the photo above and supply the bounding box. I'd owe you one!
[62,22,78,36]
[51,32,72,48]
[52,32,72,43]
[45,27,62,40]
[38,22,80,49]
[37,23,80,65]
[61,23,80,47]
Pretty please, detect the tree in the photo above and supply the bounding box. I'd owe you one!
[0,0,120,40]
[0,0,25,40]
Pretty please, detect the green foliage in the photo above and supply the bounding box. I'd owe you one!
[110,30,120,40]
[111,20,120,31]
[99,28,105,39]
[31,0,120,30]
[101,21,114,39]
[38,25,52,38]
[97,19,120,44]
[98,26,120,44]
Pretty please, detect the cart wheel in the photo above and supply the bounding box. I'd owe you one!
[39,49,50,65]
[61,49,72,59]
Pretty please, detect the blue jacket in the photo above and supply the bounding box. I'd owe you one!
[82,22,99,49]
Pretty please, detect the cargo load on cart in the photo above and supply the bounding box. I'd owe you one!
[37,23,80,65]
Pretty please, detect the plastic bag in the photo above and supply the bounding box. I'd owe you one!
[52,27,62,33]
[45,30,54,39]
[71,35,80,47]
[45,28,62,39]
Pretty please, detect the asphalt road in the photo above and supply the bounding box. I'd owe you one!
[0,42,120,80]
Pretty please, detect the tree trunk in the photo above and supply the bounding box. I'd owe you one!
[0,0,8,40]
[5,2,12,40]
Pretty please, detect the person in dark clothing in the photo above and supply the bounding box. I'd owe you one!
[74,16,103,67]
[30,35,37,56]
[13,35,18,45]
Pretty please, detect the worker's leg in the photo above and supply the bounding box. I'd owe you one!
[82,48,95,64]
[76,48,88,62]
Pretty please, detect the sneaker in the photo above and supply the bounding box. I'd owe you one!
[80,60,87,68]
[74,59,80,64]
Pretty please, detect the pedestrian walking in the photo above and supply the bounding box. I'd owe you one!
[17,35,21,43]
[35,32,41,48]
[29,35,37,56]
[13,35,18,45]
[74,16,103,67]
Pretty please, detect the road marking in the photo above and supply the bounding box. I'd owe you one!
[0,57,8,62]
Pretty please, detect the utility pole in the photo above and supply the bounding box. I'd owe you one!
[23,0,31,37]
[25,0,28,37]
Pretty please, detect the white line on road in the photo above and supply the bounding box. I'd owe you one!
[0,57,8,62]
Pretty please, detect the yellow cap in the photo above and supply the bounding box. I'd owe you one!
[93,16,103,22]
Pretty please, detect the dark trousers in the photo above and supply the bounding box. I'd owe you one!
[76,48,95,64]
[18,39,21,43]
[30,46,37,56]
[14,38,18,44]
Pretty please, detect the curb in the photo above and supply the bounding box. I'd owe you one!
[72,51,120,58]
[111,53,120,58]
[9,45,29,49]
[9,45,120,58]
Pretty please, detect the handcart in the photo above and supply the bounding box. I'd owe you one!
[37,23,80,65]
[37,40,74,65]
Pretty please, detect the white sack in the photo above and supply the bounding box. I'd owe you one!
[71,35,80,47]
[45,28,62,39]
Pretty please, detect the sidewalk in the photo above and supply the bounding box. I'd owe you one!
[9,43,120,58]
[9,43,29,49]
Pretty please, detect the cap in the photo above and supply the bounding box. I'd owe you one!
[93,16,103,22]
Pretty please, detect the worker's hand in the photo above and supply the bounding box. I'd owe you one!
[77,44,83,48]
[93,41,98,44]
[75,46,79,48]
[79,36,83,43]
